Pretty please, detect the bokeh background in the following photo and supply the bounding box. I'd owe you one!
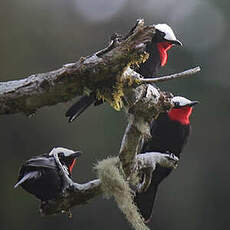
[0,0,229,229]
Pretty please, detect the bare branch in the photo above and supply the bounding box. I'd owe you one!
[139,66,201,83]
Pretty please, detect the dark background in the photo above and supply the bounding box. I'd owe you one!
[0,0,229,229]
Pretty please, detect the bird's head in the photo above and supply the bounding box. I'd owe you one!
[49,147,82,174]
[168,96,199,125]
[154,24,182,66]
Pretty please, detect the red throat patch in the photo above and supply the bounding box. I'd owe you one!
[69,159,76,173]
[168,106,193,125]
[157,42,173,66]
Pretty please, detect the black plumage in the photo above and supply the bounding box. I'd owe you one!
[15,149,81,201]
[135,113,190,221]
[143,113,190,155]
[136,33,162,78]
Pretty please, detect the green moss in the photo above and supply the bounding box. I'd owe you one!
[95,157,149,230]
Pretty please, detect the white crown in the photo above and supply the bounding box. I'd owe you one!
[172,96,192,106]
[49,147,76,157]
[155,24,177,41]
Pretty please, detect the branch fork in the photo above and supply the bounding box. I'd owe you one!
[40,150,178,218]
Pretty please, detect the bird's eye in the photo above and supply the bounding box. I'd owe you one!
[58,152,65,159]
[174,102,180,108]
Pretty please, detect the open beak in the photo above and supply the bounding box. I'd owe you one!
[72,151,82,158]
[64,150,82,163]
[173,100,199,108]
[68,151,82,173]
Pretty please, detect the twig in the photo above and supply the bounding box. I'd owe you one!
[138,66,201,83]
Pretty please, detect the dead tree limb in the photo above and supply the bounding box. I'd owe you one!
[0,19,154,115]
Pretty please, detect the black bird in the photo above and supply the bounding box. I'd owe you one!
[65,24,182,122]
[135,96,199,222]
[15,147,81,201]
[137,23,182,78]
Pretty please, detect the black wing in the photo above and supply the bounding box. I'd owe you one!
[135,181,159,222]
[14,171,41,188]
[136,38,161,78]
[25,156,56,169]
[15,155,56,188]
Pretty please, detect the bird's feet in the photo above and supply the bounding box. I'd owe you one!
[135,152,179,193]
[161,152,179,169]
[136,167,153,193]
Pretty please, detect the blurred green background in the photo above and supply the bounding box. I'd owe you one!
[0,0,229,229]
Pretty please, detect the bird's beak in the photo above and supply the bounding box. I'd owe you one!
[67,151,82,173]
[188,101,199,107]
[170,39,183,46]
[72,151,82,158]
[173,100,199,108]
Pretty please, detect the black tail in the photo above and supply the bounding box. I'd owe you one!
[65,93,96,122]
[134,166,172,222]
[14,171,40,188]
[134,181,159,222]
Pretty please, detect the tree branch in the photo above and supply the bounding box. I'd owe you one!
[40,179,102,216]
[0,19,155,115]
[0,18,199,116]
[40,152,178,216]
[138,66,201,83]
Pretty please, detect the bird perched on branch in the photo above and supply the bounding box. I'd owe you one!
[135,96,198,222]
[65,23,182,122]
[15,147,81,201]
[137,24,182,78]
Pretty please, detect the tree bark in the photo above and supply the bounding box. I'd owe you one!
[0,19,154,115]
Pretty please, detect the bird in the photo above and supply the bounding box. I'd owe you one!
[137,24,182,78]
[14,147,82,201]
[65,24,182,122]
[134,96,199,222]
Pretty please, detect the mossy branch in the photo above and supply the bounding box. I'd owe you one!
[0,19,154,115]
[41,153,178,230]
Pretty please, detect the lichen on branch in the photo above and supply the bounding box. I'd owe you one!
[0,19,155,115]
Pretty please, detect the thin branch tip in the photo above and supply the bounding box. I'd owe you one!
[139,66,201,83]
